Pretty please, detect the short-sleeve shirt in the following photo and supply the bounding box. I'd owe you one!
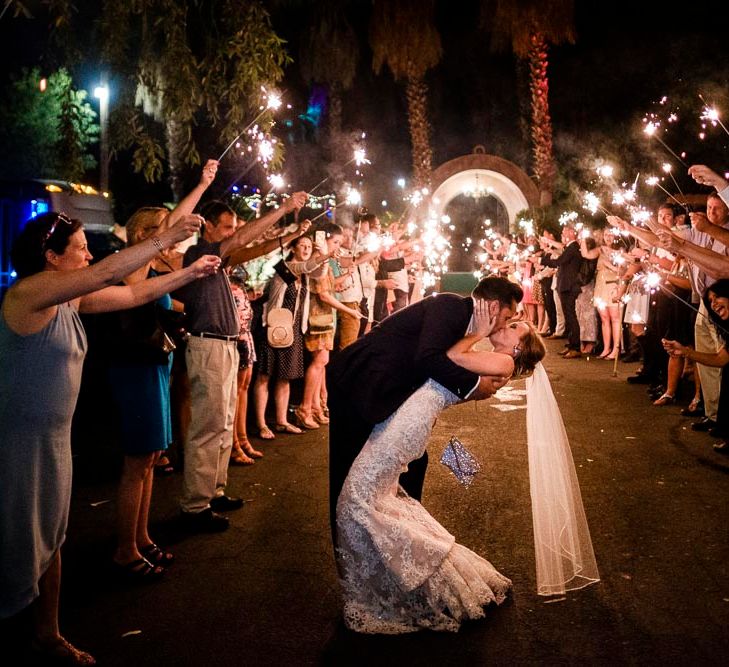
[178,238,239,336]
[676,222,729,300]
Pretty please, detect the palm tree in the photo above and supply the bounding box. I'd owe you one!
[487,0,575,205]
[369,0,442,188]
[299,1,359,192]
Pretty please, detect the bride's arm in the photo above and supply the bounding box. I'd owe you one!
[447,338,515,377]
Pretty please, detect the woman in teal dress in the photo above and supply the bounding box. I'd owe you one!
[0,211,219,665]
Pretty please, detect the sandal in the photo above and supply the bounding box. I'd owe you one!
[241,439,264,459]
[275,422,303,434]
[31,636,96,666]
[294,408,319,430]
[112,557,164,584]
[258,426,275,440]
[140,543,175,566]
[154,455,174,476]
[230,445,255,465]
[653,393,675,406]
[312,410,330,425]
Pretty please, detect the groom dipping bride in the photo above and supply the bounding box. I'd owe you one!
[326,277,548,633]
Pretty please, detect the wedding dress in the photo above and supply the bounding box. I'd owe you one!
[336,379,511,634]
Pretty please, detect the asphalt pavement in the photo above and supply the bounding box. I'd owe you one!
[8,340,729,666]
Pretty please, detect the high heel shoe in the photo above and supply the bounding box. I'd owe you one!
[294,407,319,430]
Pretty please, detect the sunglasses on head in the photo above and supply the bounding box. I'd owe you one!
[42,213,73,250]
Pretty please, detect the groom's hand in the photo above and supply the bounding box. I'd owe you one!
[472,375,509,400]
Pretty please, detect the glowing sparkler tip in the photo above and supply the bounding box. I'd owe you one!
[645,176,659,186]
[266,92,282,110]
[268,174,285,189]
[662,163,672,173]
[643,121,658,137]
[353,148,370,166]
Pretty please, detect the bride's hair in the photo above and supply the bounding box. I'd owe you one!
[513,322,546,378]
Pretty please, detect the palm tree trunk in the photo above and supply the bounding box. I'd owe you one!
[405,74,433,188]
[165,115,186,203]
[528,32,555,206]
[327,81,345,194]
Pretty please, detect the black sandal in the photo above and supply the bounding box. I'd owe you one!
[154,456,174,476]
[112,557,165,583]
[140,543,175,566]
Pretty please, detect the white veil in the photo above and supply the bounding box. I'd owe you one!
[525,362,600,596]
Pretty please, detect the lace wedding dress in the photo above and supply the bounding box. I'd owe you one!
[336,379,512,634]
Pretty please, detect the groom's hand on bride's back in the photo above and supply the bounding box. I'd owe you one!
[471,375,509,400]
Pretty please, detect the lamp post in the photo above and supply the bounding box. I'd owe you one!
[94,85,109,192]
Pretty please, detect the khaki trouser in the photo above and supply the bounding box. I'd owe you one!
[337,302,361,351]
[181,336,238,513]
[694,300,722,421]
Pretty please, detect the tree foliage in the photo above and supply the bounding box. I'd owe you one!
[0,67,98,181]
[100,0,290,184]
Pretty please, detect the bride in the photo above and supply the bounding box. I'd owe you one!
[335,303,547,634]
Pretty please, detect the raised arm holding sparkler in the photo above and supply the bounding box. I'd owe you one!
[219,191,307,260]
[225,219,312,267]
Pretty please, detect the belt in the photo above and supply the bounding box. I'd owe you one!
[189,331,238,342]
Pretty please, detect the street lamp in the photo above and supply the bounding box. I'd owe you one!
[94,85,110,193]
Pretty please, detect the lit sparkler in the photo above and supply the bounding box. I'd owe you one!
[218,87,284,161]
[642,120,688,167]
[699,98,729,138]
[644,175,689,212]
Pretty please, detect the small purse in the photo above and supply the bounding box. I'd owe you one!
[267,307,294,348]
[440,436,481,487]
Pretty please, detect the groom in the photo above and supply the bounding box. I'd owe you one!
[326,276,523,535]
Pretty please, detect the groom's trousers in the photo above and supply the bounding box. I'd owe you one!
[328,389,428,545]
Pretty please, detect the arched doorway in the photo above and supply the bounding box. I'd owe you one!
[428,150,539,274]
[430,150,539,229]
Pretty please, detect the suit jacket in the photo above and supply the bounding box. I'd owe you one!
[327,293,480,426]
[540,241,582,293]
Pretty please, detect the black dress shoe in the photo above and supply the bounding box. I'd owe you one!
[180,508,229,532]
[709,426,728,439]
[691,417,717,432]
[713,441,729,454]
[620,353,642,363]
[627,373,653,385]
[209,495,245,512]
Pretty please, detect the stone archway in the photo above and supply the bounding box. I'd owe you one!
[430,150,539,231]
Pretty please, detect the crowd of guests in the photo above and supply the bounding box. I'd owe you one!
[479,163,729,457]
[2,157,728,664]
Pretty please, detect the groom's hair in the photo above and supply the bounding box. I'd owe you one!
[472,276,523,307]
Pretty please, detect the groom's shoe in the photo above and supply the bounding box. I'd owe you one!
[563,350,582,359]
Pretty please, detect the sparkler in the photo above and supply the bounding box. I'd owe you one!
[699,94,729,138]
[644,175,689,212]
[308,147,371,196]
[309,187,362,223]
[217,88,283,162]
[642,121,688,168]
[661,162,687,201]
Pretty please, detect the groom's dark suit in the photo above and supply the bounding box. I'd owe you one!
[327,293,480,534]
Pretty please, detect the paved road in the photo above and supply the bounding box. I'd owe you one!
[13,342,729,665]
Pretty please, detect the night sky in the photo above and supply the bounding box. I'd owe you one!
[1,0,729,219]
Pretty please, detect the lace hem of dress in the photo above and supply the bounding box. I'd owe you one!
[339,542,511,634]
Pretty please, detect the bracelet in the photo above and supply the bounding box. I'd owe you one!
[151,236,165,253]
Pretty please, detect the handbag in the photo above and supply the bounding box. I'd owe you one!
[155,306,187,346]
[267,307,294,348]
[439,436,481,487]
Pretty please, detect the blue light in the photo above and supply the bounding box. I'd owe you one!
[28,199,50,219]
[232,186,239,192]
[10,270,17,278]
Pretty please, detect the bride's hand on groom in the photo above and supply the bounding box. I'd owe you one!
[471,375,509,400]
